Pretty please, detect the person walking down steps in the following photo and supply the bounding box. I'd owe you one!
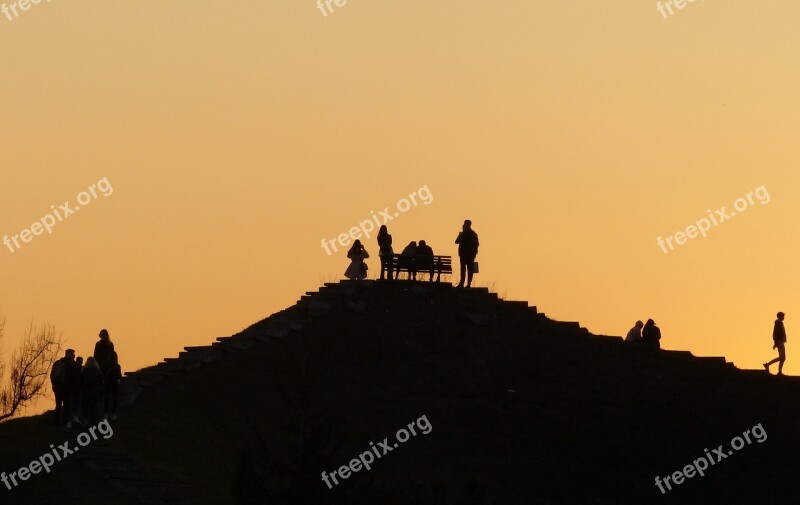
[764,311,787,376]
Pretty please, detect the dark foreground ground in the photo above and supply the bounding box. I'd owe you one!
[1,281,799,505]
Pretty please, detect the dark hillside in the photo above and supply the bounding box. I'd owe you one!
[1,281,799,504]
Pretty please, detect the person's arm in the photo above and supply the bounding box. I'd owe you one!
[455,232,462,244]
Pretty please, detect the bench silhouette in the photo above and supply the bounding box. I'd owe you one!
[387,254,452,282]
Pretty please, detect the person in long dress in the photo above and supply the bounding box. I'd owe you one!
[377,225,394,280]
[344,240,370,280]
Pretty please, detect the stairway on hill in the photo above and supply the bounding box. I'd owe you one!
[81,280,786,504]
[118,280,746,410]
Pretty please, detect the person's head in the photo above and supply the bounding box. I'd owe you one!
[777,312,785,321]
[409,241,417,248]
[65,349,75,360]
[463,219,472,230]
[84,357,100,370]
[378,225,388,236]
[108,351,119,366]
[347,240,363,256]
[419,240,427,247]
[76,357,84,366]
[645,319,655,327]
[635,320,643,329]
[99,329,110,342]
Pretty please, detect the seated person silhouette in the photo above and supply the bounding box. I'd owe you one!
[400,241,417,280]
[416,240,435,282]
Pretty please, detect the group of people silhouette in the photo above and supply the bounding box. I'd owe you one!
[344,220,480,288]
[625,312,789,376]
[625,319,663,348]
[50,329,122,429]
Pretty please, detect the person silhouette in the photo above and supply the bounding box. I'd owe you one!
[50,349,76,428]
[69,356,83,426]
[641,319,661,349]
[94,329,115,376]
[400,241,417,280]
[625,320,644,343]
[103,351,122,420]
[344,240,369,280]
[455,220,479,288]
[377,225,394,280]
[416,240,435,282]
[79,357,104,425]
[764,312,787,376]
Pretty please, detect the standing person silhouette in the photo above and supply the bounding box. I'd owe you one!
[344,240,369,280]
[764,312,787,376]
[94,329,115,376]
[377,225,394,280]
[79,357,104,425]
[455,220,479,288]
[50,349,76,428]
[103,351,122,420]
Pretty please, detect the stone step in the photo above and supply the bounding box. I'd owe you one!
[593,335,623,343]
[322,283,357,296]
[696,356,731,366]
[459,286,490,294]
[212,339,254,352]
[661,350,694,358]
[161,358,202,372]
[179,348,224,363]
[125,368,177,385]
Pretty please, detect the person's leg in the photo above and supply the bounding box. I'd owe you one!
[111,385,119,417]
[466,256,476,287]
[458,256,466,287]
[53,387,63,427]
[80,391,89,424]
[778,343,786,374]
[71,390,82,423]
[62,392,73,428]
[103,388,111,417]
[89,392,99,424]
[379,256,387,280]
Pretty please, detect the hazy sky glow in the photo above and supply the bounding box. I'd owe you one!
[2,1,800,415]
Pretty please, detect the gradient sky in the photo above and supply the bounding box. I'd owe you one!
[2,1,799,415]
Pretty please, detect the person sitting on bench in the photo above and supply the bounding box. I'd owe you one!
[416,240,435,282]
[400,241,417,280]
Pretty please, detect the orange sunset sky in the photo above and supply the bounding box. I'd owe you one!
[2,1,800,416]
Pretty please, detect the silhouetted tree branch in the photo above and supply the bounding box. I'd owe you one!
[0,320,61,421]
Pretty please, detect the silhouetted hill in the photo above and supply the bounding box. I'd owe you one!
[1,281,799,504]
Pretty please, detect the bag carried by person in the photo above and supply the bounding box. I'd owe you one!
[473,262,479,273]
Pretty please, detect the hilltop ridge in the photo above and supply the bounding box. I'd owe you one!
[1,280,799,505]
